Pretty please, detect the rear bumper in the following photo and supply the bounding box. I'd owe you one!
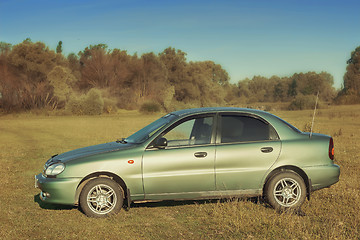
[304,164,340,191]
[35,173,82,205]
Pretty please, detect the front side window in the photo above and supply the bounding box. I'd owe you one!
[220,115,278,143]
[163,116,214,147]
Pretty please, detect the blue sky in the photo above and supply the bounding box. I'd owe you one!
[1,0,359,89]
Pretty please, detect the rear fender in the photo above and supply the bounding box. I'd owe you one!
[263,166,311,201]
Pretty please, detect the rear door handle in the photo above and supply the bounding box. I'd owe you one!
[261,147,273,153]
[194,152,207,158]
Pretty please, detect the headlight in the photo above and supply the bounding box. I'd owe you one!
[45,163,65,176]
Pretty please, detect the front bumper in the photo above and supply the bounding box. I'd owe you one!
[35,173,82,205]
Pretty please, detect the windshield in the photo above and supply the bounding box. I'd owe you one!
[125,113,178,143]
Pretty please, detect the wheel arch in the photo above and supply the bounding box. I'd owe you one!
[263,165,311,201]
[74,171,128,205]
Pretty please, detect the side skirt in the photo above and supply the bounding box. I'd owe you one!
[138,189,262,202]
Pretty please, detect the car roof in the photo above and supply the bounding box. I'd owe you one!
[170,107,267,117]
[169,107,303,140]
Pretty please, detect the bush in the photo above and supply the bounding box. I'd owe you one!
[66,88,104,115]
[158,85,175,111]
[164,100,202,112]
[334,93,360,105]
[303,122,312,132]
[139,101,161,114]
[82,88,104,115]
[66,95,84,115]
[116,88,139,110]
[103,97,117,113]
[288,95,320,110]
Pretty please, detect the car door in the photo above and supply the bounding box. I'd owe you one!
[142,114,216,200]
[215,114,281,194]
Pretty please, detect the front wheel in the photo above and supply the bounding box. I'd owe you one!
[79,178,124,218]
[265,171,306,211]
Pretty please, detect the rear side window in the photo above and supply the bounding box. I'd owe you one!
[274,115,302,133]
[220,115,278,143]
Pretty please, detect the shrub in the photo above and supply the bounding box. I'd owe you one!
[164,100,202,112]
[82,88,104,115]
[158,85,175,111]
[334,93,360,105]
[103,97,117,114]
[139,101,161,114]
[66,88,104,115]
[66,95,84,115]
[116,88,139,110]
[303,122,312,132]
[288,95,320,110]
[47,66,77,108]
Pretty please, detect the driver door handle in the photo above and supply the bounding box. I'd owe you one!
[194,152,207,158]
[261,147,273,153]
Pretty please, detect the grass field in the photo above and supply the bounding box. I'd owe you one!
[0,105,359,239]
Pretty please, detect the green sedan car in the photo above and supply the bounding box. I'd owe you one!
[35,107,340,217]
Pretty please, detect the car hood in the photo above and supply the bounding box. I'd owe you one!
[52,142,137,163]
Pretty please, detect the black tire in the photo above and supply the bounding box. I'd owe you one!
[79,178,124,218]
[265,170,306,211]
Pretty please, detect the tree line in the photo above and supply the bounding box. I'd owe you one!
[0,39,359,114]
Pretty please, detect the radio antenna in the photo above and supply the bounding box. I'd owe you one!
[310,91,320,138]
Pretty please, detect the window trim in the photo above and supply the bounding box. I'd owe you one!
[147,113,217,149]
[215,113,279,145]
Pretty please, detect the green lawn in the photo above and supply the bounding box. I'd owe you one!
[0,106,359,239]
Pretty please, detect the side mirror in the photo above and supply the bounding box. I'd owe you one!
[155,137,167,149]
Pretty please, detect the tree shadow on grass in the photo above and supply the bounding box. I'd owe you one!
[131,199,214,208]
[131,197,305,216]
[33,194,76,211]
[131,197,267,209]
[33,194,305,216]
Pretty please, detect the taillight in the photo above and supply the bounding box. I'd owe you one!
[329,137,334,160]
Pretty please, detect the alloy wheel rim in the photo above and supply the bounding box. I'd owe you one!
[273,178,301,207]
[87,184,117,214]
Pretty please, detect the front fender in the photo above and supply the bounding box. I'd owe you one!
[59,147,145,199]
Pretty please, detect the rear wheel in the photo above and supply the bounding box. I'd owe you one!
[265,171,306,211]
[79,178,124,218]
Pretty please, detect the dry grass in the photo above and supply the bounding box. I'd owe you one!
[0,105,359,239]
